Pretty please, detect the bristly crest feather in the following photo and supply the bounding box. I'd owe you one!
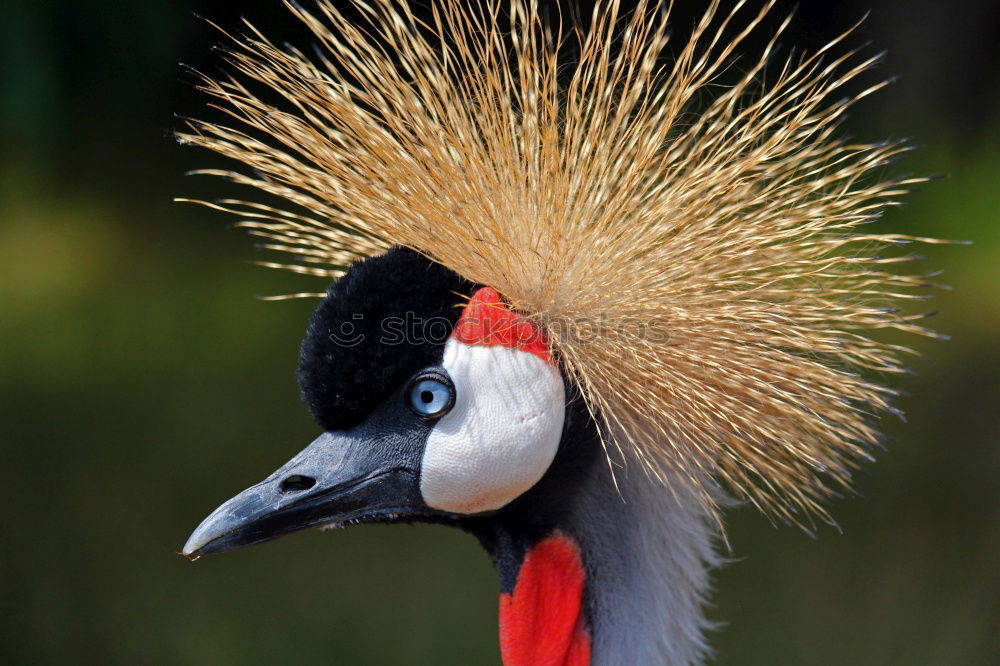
[179,0,946,528]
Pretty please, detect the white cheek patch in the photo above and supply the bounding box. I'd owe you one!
[419,339,565,514]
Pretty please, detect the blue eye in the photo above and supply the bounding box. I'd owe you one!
[407,375,455,418]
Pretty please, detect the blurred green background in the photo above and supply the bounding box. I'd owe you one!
[1,0,997,664]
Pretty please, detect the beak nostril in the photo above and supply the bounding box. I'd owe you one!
[280,475,317,493]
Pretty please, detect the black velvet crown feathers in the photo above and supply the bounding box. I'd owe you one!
[298,247,474,431]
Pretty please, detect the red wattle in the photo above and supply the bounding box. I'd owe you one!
[452,287,553,365]
[498,533,591,666]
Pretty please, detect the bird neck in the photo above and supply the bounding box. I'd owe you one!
[565,457,720,665]
[475,450,721,666]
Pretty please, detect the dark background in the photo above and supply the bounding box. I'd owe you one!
[1,0,997,663]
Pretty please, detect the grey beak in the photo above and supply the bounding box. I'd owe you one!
[182,431,426,558]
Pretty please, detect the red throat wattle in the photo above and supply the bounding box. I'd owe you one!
[498,533,591,666]
[452,287,553,365]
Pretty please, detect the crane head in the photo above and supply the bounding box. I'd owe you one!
[182,247,590,558]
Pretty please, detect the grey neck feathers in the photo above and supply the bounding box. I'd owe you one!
[566,451,721,666]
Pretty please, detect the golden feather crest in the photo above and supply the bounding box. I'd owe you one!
[180,0,946,527]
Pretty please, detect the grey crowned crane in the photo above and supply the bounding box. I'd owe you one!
[180,1,944,663]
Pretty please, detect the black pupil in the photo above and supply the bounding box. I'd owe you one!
[420,390,434,404]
